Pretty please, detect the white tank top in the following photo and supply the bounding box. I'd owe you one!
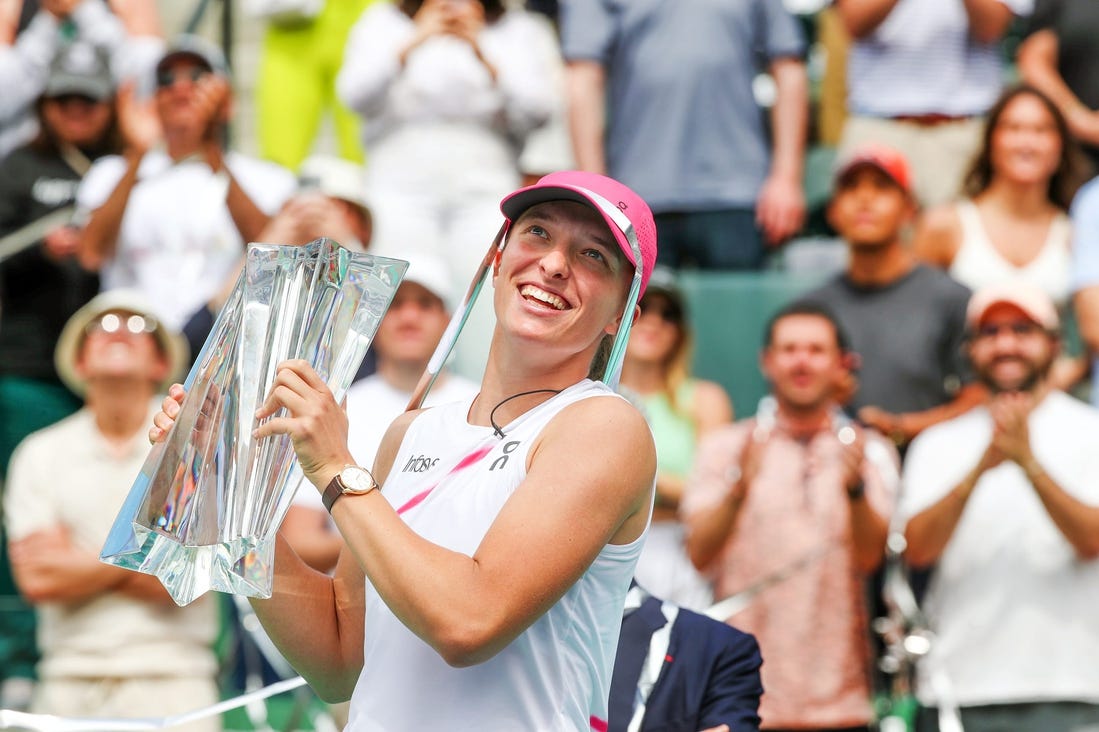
[949,199,1072,307]
[347,379,647,732]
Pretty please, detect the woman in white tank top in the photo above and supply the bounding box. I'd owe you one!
[914,84,1091,388]
[151,172,660,731]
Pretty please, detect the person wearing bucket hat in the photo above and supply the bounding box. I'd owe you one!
[151,170,659,729]
[899,281,1099,731]
[77,33,296,331]
[3,289,220,729]
[52,289,189,396]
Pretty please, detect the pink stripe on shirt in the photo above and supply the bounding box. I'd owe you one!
[396,444,495,515]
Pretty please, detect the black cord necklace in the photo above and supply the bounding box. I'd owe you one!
[489,389,562,438]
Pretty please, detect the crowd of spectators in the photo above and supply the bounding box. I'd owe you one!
[2,0,1099,730]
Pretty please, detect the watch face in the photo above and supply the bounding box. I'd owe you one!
[340,466,377,494]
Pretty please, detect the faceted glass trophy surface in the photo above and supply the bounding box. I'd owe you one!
[101,239,407,605]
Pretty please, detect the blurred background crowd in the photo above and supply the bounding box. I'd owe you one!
[3,0,1099,730]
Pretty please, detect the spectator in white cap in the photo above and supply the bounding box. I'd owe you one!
[900,281,1099,732]
[76,33,296,332]
[344,253,479,471]
[4,289,221,730]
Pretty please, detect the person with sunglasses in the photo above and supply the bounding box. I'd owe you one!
[76,34,297,333]
[3,289,221,730]
[0,0,162,161]
[900,282,1099,732]
[618,267,733,611]
[150,171,659,730]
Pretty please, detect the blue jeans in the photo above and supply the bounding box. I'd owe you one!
[654,208,765,270]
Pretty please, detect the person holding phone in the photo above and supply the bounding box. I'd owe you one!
[336,0,559,380]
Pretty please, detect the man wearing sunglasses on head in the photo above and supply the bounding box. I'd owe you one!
[900,282,1099,732]
[75,34,296,333]
[4,289,221,730]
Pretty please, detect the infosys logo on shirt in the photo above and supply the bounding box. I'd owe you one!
[402,454,439,473]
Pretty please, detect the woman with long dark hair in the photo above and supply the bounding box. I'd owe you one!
[915,84,1088,305]
[914,84,1090,388]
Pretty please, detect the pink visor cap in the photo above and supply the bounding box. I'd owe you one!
[499,171,658,296]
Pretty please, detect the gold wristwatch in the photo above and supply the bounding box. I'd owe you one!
[321,465,379,513]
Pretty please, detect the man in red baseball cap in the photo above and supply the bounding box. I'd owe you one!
[832,142,914,195]
[800,143,983,448]
[150,171,660,730]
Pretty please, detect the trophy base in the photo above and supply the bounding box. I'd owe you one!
[101,523,275,606]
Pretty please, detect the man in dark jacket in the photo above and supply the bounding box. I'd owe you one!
[610,583,763,732]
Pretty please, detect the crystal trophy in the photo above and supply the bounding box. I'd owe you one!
[100,238,407,605]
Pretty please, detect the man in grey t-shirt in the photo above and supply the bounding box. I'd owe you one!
[560,0,808,270]
[801,143,983,449]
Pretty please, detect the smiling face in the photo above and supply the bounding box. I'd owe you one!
[493,201,633,368]
[968,303,1057,393]
[988,92,1063,187]
[762,313,846,414]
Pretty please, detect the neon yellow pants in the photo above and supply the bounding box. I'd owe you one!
[254,0,374,169]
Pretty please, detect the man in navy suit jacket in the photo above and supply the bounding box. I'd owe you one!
[610,585,763,732]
